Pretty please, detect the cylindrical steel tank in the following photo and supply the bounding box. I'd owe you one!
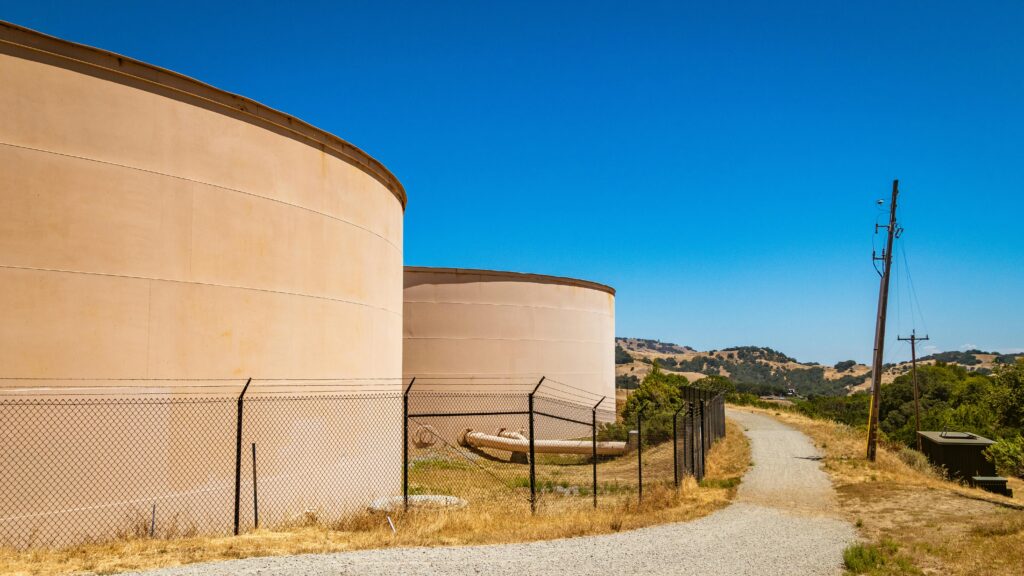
[403,267,616,401]
[0,22,404,545]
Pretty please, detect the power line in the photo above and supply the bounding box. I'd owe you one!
[900,237,930,336]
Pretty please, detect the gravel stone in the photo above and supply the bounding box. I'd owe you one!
[125,409,856,576]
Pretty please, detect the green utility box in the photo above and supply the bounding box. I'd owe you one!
[918,431,1012,497]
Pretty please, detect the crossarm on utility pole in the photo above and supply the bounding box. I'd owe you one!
[898,331,929,451]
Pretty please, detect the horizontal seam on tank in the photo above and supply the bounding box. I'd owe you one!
[403,300,613,316]
[403,336,607,344]
[0,141,402,253]
[403,371,610,376]
[0,37,406,208]
[0,263,402,318]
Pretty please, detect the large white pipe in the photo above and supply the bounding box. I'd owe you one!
[460,429,629,456]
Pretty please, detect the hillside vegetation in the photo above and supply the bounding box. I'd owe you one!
[794,360,1024,478]
[616,337,1022,398]
[616,338,869,396]
[618,338,1024,479]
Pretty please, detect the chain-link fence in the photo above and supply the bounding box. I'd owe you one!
[403,378,727,513]
[0,377,725,549]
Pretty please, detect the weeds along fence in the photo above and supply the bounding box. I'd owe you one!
[0,377,725,549]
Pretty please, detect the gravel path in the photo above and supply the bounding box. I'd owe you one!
[127,409,856,576]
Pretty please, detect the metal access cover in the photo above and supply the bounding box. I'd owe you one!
[919,431,995,446]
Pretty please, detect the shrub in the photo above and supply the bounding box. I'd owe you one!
[696,374,735,394]
[984,435,1024,478]
[843,542,885,573]
[615,374,640,389]
[896,447,935,476]
[725,392,782,410]
[834,360,857,372]
[843,539,920,575]
[615,344,634,365]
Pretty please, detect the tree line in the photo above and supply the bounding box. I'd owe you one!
[792,360,1024,477]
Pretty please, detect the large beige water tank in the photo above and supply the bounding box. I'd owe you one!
[0,22,404,546]
[403,267,616,403]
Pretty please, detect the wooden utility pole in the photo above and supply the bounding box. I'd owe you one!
[898,330,929,450]
[866,180,900,462]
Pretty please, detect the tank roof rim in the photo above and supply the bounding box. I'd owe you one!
[404,266,616,296]
[0,20,407,209]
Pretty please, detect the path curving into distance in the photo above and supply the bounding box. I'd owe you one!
[126,409,856,576]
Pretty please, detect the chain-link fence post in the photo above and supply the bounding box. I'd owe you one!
[692,400,700,482]
[715,394,721,441]
[702,397,707,477]
[233,377,252,536]
[529,376,544,514]
[720,394,724,439]
[720,394,726,439]
[251,442,259,529]
[592,396,605,508]
[713,394,718,442]
[637,403,644,503]
[673,403,685,488]
[403,378,415,512]
[698,398,706,482]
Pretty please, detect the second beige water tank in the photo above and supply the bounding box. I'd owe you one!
[403,267,616,404]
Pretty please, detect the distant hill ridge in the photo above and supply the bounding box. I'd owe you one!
[615,337,1022,396]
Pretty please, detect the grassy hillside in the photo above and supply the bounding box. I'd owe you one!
[616,337,1021,397]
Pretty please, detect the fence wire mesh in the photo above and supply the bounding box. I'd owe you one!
[0,393,237,548]
[406,389,533,513]
[0,377,726,549]
[239,390,402,532]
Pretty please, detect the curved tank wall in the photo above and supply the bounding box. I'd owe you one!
[403,267,616,402]
[0,22,404,545]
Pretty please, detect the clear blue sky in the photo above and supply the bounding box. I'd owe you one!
[3,1,1022,364]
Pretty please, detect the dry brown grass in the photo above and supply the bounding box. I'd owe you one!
[733,405,1024,575]
[0,420,750,576]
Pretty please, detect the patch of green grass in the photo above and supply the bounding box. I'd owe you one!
[600,481,629,494]
[408,485,427,495]
[539,479,571,491]
[844,543,884,573]
[843,539,921,575]
[409,457,473,472]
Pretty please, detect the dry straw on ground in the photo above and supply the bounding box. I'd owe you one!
[0,420,749,576]
[735,406,1023,576]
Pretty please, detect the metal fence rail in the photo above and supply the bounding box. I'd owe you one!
[0,377,726,549]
